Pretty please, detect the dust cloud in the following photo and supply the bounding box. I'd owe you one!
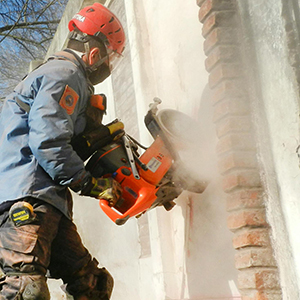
[157,102,216,193]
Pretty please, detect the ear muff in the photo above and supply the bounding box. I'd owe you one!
[90,94,107,112]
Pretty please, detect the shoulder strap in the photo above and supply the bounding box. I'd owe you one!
[48,49,87,74]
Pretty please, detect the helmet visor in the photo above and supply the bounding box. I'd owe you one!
[106,48,123,72]
[89,41,123,85]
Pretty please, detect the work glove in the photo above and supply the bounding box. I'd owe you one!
[81,177,122,207]
[85,120,124,147]
[72,120,125,161]
[106,120,125,140]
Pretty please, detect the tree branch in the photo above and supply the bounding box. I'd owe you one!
[13,36,35,59]
[36,0,58,21]
[0,0,29,43]
[0,32,46,46]
[0,20,60,34]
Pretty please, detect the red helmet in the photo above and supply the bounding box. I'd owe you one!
[68,3,125,56]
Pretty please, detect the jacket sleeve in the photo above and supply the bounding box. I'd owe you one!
[27,72,91,190]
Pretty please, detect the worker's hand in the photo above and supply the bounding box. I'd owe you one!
[84,120,124,147]
[106,120,125,141]
[72,120,125,161]
[81,177,122,206]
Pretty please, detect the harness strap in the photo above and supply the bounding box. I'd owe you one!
[48,49,88,78]
[48,50,80,69]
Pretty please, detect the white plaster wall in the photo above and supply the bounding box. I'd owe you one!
[46,0,240,299]
[239,0,300,298]
[121,1,240,299]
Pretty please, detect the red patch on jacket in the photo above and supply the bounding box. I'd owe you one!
[59,85,79,115]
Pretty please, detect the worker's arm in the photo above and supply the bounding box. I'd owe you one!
[71,120,124,161]
[27,72,122,204]
[27,72,91,191]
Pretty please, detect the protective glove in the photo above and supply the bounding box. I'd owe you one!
[84,120,124,147]
[81,177,122,207]
[71,120,125,161]
[106,120,125,140]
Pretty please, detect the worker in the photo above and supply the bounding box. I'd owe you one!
[0,3,125,299]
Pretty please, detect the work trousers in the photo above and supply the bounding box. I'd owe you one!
[0,198,93,299]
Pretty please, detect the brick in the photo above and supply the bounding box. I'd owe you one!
[241,290,282,300]
[223,171,262,193]
[196,0,206,7]
[227,190,264,211]
[199,0,237,23]
[205,45,241,72]
[211,79,246,104]
[202,11,237,37]
[213,98,250,122]
[218,151,258,175]
[238,269,281,290]
[215,116,252,138]
[216,133,256,154]
[203,27,239,55]
[209,63,242,89]
[235,248,277,269]
[233,228,271,249]
[227,208,267,230]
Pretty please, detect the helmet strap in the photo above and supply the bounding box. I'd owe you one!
[68,30,90,43]
[84,43,111,84]
[84,42,91,63]
[70,49,85,59]
[84,42,110,72]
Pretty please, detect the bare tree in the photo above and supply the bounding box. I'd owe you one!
[0,0,68,99]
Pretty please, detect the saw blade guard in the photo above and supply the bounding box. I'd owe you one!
[144,102,209,194]
[146,108,200,155]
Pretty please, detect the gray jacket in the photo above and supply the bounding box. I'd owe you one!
[0,49,93,218]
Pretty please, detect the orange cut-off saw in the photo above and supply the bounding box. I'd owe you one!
[86,98,207,225]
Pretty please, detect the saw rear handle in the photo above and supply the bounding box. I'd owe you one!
[94,135,174,225]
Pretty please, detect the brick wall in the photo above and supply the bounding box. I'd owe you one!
[196,0,283,299]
